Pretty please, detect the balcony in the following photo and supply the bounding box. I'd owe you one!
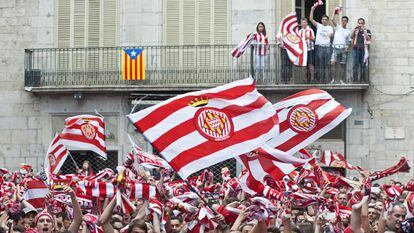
[24,45,369,94]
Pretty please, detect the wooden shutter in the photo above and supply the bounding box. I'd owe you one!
[87,0,100,71]
[73,0,85,71]
[213,0,228,75]
[183,0,196,69]
[165,0,180,72]
[213,0,227,44]
[102,0,117,73]
[165,0,180,45]
[197,0,211,79]
[57,0,70,73]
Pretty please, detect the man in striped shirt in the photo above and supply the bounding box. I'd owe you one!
[299,18,315,83]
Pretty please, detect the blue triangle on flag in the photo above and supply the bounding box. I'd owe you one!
[124,48,143,60]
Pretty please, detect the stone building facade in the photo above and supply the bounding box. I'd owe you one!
[0,0,413,181]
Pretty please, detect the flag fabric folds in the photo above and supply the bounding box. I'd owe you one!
[60,115,107,160]
[127,78,278,179]
[231,33,254,58]
[265,89,352,155]
[122,48,146,80]
[44,134,69,183]
[23,180,48,209]
[277,12,307,66]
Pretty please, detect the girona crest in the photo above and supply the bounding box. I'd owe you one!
[288,105,318,133]
[194,107,234,142]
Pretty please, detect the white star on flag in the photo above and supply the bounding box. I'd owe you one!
[131,50,137,57]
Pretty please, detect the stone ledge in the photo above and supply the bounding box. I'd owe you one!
[25,84,370,94]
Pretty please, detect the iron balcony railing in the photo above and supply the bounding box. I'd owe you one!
[24,45,369,88]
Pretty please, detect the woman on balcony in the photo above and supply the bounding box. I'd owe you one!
[253,22,269,83]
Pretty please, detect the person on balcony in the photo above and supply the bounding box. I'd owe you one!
[351,18,371,83]
[330,14,351,84]
[253,22,269,83]
[310,5,334,83]
[299,18,315,83]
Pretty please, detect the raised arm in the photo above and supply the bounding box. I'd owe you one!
[310,6,318,27]
[65,185,83,233]
[98,196,116,233]
[331,13,338,27]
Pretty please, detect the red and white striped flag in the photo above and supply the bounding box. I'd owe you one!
[127,182,157,200]
[22,180,48,209]
[44,134,69,183]
[237,145,314,195]
[231,33,254,58]
[60,115,107,160]
[115,191,136,214]
[266,89,352,155]
[369,157,410,181]
[127,78,278,178]
[320,150,367,173]
[137,148,171,169]
[78,180,116,198]
[277,12,307,66]
[83,214,104,233]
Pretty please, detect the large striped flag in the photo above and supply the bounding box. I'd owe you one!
[22,180,48,209]
[122,48,146,80]
[127,78,279,179]
[44,134,69,183]
[265,89,352,155]
[277,12,307,66]
[237,147,312,195]
[60,115,107,160]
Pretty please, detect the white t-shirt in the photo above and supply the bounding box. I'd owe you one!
[315,23,333,46]
[332,25,351,49]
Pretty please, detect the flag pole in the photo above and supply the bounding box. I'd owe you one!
[68,152,80,171]
[127,134,224,220]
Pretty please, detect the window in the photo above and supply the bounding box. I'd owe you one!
[164,0,228,45]
[55,0,118,72]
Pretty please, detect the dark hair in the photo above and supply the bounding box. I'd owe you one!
[301,18,308,22]
[256,22,267,36]
[358,18,365,23]
[321,15,329,20]
[12,225,25,233]
[267,226,281,233]
[128,219,148,233]
[170,216,183,224]
[342,16,349,22]
[291,226,303,233]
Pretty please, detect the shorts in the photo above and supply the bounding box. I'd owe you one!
[331,48,348,64]
[307,50,315,65]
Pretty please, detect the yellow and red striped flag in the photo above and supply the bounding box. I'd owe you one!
[122,48,146,80]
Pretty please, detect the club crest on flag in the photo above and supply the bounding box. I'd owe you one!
[288,105,317,133]
[80,123,96,140]
[287,34,301,44]
[194,107,234,142]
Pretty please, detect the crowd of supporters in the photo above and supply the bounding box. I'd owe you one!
[0,156,413,233]
[251,4,371,84]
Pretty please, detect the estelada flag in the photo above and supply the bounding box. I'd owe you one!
[127,78,279,179]
[122,48,146,80]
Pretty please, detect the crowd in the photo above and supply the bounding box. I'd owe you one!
[250,4,372,84]
[0,153,413,233]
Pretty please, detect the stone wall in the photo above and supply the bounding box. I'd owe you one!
[345,0,414,182]
[0,0,53,171]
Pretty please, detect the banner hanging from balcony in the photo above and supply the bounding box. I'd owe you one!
[122,48,146,80]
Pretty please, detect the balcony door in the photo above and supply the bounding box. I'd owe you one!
[164,0,230,83]
[55,0,118,84]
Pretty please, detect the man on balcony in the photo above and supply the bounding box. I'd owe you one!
[299,18,315,83]
[310,5,334,83]
[351,18,371,83]
[330,14,351,84]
